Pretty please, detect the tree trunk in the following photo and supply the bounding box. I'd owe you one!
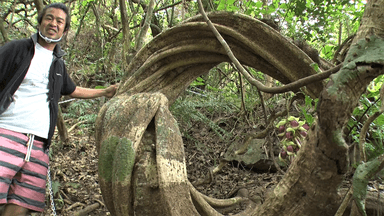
[119,0,132,74]
[261,0,275,100]
[33,0,44,14]
[67,4,91,75]
[57,106,68,143]
[0,16,9,43]
[135,0,155,51]
[91,3,103,60]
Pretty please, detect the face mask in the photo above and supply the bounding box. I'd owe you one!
[39,31,62,43]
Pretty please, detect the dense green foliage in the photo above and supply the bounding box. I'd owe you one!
[348,75,384,161]
[62,99,102,127]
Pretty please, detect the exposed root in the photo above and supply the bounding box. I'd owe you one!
[335,187,353,216]
[188,181,256,216]
[60,189,72,203]
[270,132,285,175]
[235,135,254,155]
[232,198,258,216]
[66,202,85,211]
[94,199,105,208]
[212,160,228,174]
[189,181,224,216]
[73,203,100,216]
[68,120,87,133]
[196,188,246,207]
[193,159,228,186]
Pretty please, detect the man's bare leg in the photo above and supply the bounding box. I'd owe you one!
[2,204,29,216]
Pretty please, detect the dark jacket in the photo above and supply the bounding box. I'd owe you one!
[0,33,76,150]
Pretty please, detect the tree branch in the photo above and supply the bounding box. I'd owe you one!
[196,0,340,95]
[154,1,182,13]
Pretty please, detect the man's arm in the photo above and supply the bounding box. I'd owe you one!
[69,85,118,99]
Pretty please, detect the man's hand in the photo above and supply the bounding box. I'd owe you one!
[104,84,118,98]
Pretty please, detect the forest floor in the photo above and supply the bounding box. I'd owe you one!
[34,115,283,216]
[33,107,384,216]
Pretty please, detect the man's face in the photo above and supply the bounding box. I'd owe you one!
[38,7,67,40]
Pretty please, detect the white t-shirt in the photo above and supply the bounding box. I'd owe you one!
[0,43,52,138]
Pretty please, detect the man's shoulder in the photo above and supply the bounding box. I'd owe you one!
[1,37,32,51]
[9,38,32,47]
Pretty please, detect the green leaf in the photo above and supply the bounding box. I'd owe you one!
[51,181,61,196]
[229,5,239,11]
[280,3,288,9]
[374,115,384,125]
[305,95,312,107]
[310,63,320,72]
[255,2,263,8]
[196,77,204,82]
[352,106,364,116]
[191,81,205,86]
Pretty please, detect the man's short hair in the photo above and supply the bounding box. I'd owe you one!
[37,3,71,32]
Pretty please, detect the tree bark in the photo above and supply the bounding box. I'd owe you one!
[57,106,68,143]
[119,0,132,73]
[33,0,44,14]
[91,3,103,60]
[134,0,155,51]
[0,16,9,43]
[67,4,91,75]
[261,0,275,100]
[118,12,325,102]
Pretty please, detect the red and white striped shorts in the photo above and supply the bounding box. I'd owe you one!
[0,128,49,212]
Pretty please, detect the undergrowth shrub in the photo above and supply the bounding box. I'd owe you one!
[49,99,104,155]
[63,99,98,120]
[170,89,240,141]
[347,95,384,162]
[62,98,104,129]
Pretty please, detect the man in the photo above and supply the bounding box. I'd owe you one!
[0,3,117,215]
